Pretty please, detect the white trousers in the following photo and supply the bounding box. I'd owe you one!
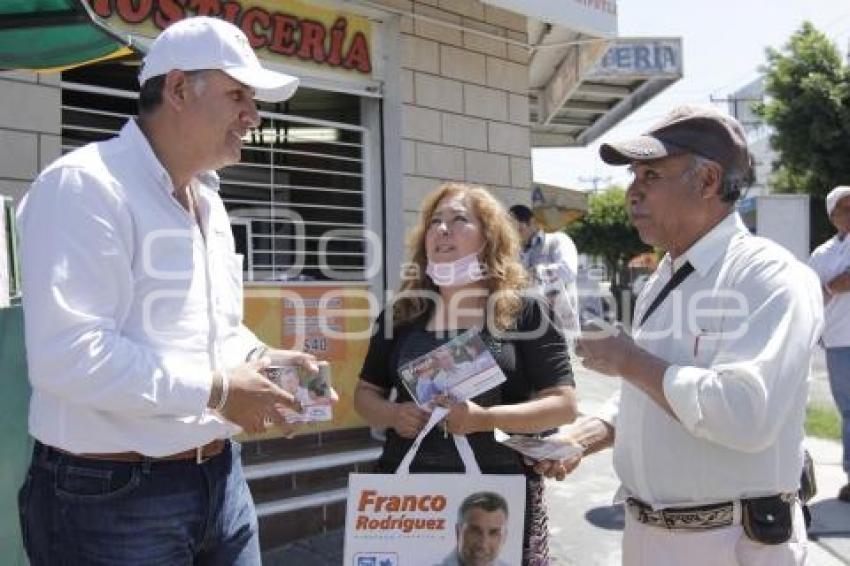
[622,503,808,566]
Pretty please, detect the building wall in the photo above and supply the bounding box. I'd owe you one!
[372,0,533,231]
[0,72,62,205]
[0,1,536,229]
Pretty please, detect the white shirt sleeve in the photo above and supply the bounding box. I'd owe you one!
[18,166,211,417]
[221,321,263,368]
[662,260,823,452]
[807,247,830,284]
[597,390,620,428]
[548,233,579,284]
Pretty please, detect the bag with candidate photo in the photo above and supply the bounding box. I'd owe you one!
[343,410,525,566]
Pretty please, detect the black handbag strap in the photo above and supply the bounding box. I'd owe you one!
[639,261,695,327]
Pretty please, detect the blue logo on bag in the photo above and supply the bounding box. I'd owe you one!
[355,553,397,566]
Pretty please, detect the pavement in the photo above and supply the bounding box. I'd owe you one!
[264,347,850,565]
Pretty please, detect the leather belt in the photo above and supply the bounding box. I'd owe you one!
[625,497,736,530]
[51,439,227,465]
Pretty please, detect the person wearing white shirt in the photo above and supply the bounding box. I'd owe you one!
[534,105,823,566]
[808,185,850,502]
[509,204,580,340]
[15,17,324,566]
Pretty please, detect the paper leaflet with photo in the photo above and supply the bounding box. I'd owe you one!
[263,361,333,423]
[398,328,505,410]
[493,428,583,461]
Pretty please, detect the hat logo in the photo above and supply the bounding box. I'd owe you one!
[625,144,654,156]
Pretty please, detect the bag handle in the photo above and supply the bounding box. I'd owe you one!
[396,407,482,476]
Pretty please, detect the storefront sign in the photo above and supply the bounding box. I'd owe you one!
[589,38,682,78]
[87,0,372,75]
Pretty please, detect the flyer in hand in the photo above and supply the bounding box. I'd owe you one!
[398,328,505,410]
[494,428,583,461]
[264,361,333,423]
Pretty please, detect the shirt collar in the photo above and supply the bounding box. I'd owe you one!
[670,212,746,275]
[119,119,220,196]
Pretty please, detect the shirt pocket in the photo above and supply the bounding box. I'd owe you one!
[689,327,724,367]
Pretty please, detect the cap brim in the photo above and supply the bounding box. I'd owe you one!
[599,136,686,165]
[225,66,300,103]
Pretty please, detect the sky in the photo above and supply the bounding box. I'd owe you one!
[532,0,850,191]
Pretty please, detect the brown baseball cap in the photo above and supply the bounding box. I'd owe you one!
[599,105,752,177]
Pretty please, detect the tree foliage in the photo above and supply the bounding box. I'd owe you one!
[756,22,850,199]
[566,187,649,287]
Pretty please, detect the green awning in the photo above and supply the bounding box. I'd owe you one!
[0,0,137,72]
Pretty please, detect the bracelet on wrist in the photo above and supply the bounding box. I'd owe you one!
[214,369,230,412]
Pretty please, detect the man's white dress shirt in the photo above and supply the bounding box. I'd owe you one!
[17,120,261,456]
[521,230,580,335]
[809,234,850,348]
[600,213,824,507]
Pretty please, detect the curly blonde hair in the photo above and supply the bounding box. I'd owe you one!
[392,182,527,331]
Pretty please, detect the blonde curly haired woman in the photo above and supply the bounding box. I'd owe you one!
[355,182,578,565]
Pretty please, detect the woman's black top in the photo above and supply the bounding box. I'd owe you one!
[359,297,574,476]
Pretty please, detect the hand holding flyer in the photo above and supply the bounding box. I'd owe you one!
[494,428,583,461]
[263,361,333,423]
[398,329,505,410]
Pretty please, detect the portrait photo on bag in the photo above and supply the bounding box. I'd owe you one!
[344,474,524,566]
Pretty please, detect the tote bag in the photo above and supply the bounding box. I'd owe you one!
[344,409,526,566]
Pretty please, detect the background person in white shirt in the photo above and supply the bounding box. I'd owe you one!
[15,17,324,565]
[509,204,580,339]
[809,185,850,503]
[534,105,823,566]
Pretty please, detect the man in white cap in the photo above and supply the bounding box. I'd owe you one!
[534,105,823,565]
[17,17,314,564]
[809,185,850,503]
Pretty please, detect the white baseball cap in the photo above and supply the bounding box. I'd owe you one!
[138,17,299,103]
[827,186,850,216]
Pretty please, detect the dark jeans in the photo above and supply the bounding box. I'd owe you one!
[18,440,260,565]
[826,346,850,477]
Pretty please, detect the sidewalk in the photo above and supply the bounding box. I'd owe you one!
[264,357,850,565]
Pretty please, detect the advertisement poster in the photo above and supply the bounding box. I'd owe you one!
[242,283,372,437]
[344,473,525,566]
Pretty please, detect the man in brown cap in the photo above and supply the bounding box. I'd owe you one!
[535,105,823,565]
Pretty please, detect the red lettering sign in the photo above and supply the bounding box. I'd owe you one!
[87,0,372,74]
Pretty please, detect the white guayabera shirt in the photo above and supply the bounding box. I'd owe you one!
[809,233,850,348]
[17,120,261,456]
[599,213,824,506]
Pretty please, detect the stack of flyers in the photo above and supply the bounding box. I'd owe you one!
[264,361,333,423]
[399,328,506,410]
[494,429,583,461]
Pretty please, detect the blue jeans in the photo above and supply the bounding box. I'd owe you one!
[826,347,850,477]
[18,440,260,565]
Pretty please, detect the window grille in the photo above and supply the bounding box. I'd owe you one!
[61,62,372,282]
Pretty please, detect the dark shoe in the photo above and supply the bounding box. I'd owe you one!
[839,483,850,502]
